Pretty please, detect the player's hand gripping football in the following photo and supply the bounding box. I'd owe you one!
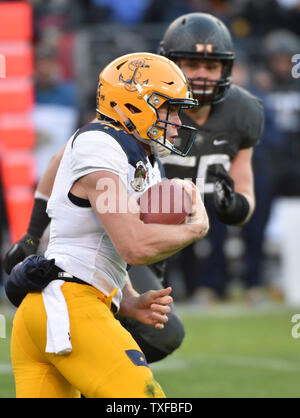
[3,233,40,274]
[173,179,207,226]
[207,164,235,211]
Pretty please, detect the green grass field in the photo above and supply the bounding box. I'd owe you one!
[1,301,300,398]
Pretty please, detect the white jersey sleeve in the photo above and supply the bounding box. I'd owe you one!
[70,130,129,186]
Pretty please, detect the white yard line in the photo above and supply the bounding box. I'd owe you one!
[151,359,187,372]
[151,354,300,373]
[0,363,12,374]
[176,302,296,318]
[3,353,299,376]
[204,355,300,372]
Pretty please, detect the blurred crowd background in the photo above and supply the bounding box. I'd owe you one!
[1,0,300,308]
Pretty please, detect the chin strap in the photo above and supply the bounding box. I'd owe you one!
[150,138,173,158]
[130,128,172,158]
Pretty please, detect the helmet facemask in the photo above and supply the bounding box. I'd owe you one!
[146,93,198,157]
[187,61,233,106]
[172,55,233,106]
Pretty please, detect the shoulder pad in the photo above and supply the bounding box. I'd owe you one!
[229,85,264,147]
[72,122,148,167]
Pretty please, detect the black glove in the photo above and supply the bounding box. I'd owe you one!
[4,233,40,275]
[207,164,235,210]
[207,164,249,225]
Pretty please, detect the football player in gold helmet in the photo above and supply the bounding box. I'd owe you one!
[95,52,198,157]
[7,52,208,398]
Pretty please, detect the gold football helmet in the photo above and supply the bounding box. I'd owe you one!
[96,52,198,157]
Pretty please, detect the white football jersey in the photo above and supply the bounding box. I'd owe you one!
[45,126,162,311]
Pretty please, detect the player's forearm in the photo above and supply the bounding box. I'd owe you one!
[86,170,209,266]
[26,146,66,239]
[122,274,139,299]
[107,203,209,266]
[37,145,66,197]
[126,221,209,266]
[118,274,139,317]
[229,148,255,225]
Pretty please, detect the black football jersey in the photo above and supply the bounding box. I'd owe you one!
[163,84,264,195]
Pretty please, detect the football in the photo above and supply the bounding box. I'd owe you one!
[138,179,192,225]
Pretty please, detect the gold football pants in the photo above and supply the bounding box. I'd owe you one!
[11,282,165,398]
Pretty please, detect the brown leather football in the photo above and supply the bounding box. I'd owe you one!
[139,179,192,224]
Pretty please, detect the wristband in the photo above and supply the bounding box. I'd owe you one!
[27,197,51,238]
[215,193,250,225]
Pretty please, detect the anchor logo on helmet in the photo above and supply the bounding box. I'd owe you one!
[119,59,150,92]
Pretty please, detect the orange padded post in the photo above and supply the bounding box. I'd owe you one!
[0,2,32,41]
[0,42,33,78]
[0,2,35,244]
[0,79,34,113]
[0,115,35,150]
[1,152,36,188]
[5,187,34,243]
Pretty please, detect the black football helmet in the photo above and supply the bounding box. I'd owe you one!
[159,13,235,106]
